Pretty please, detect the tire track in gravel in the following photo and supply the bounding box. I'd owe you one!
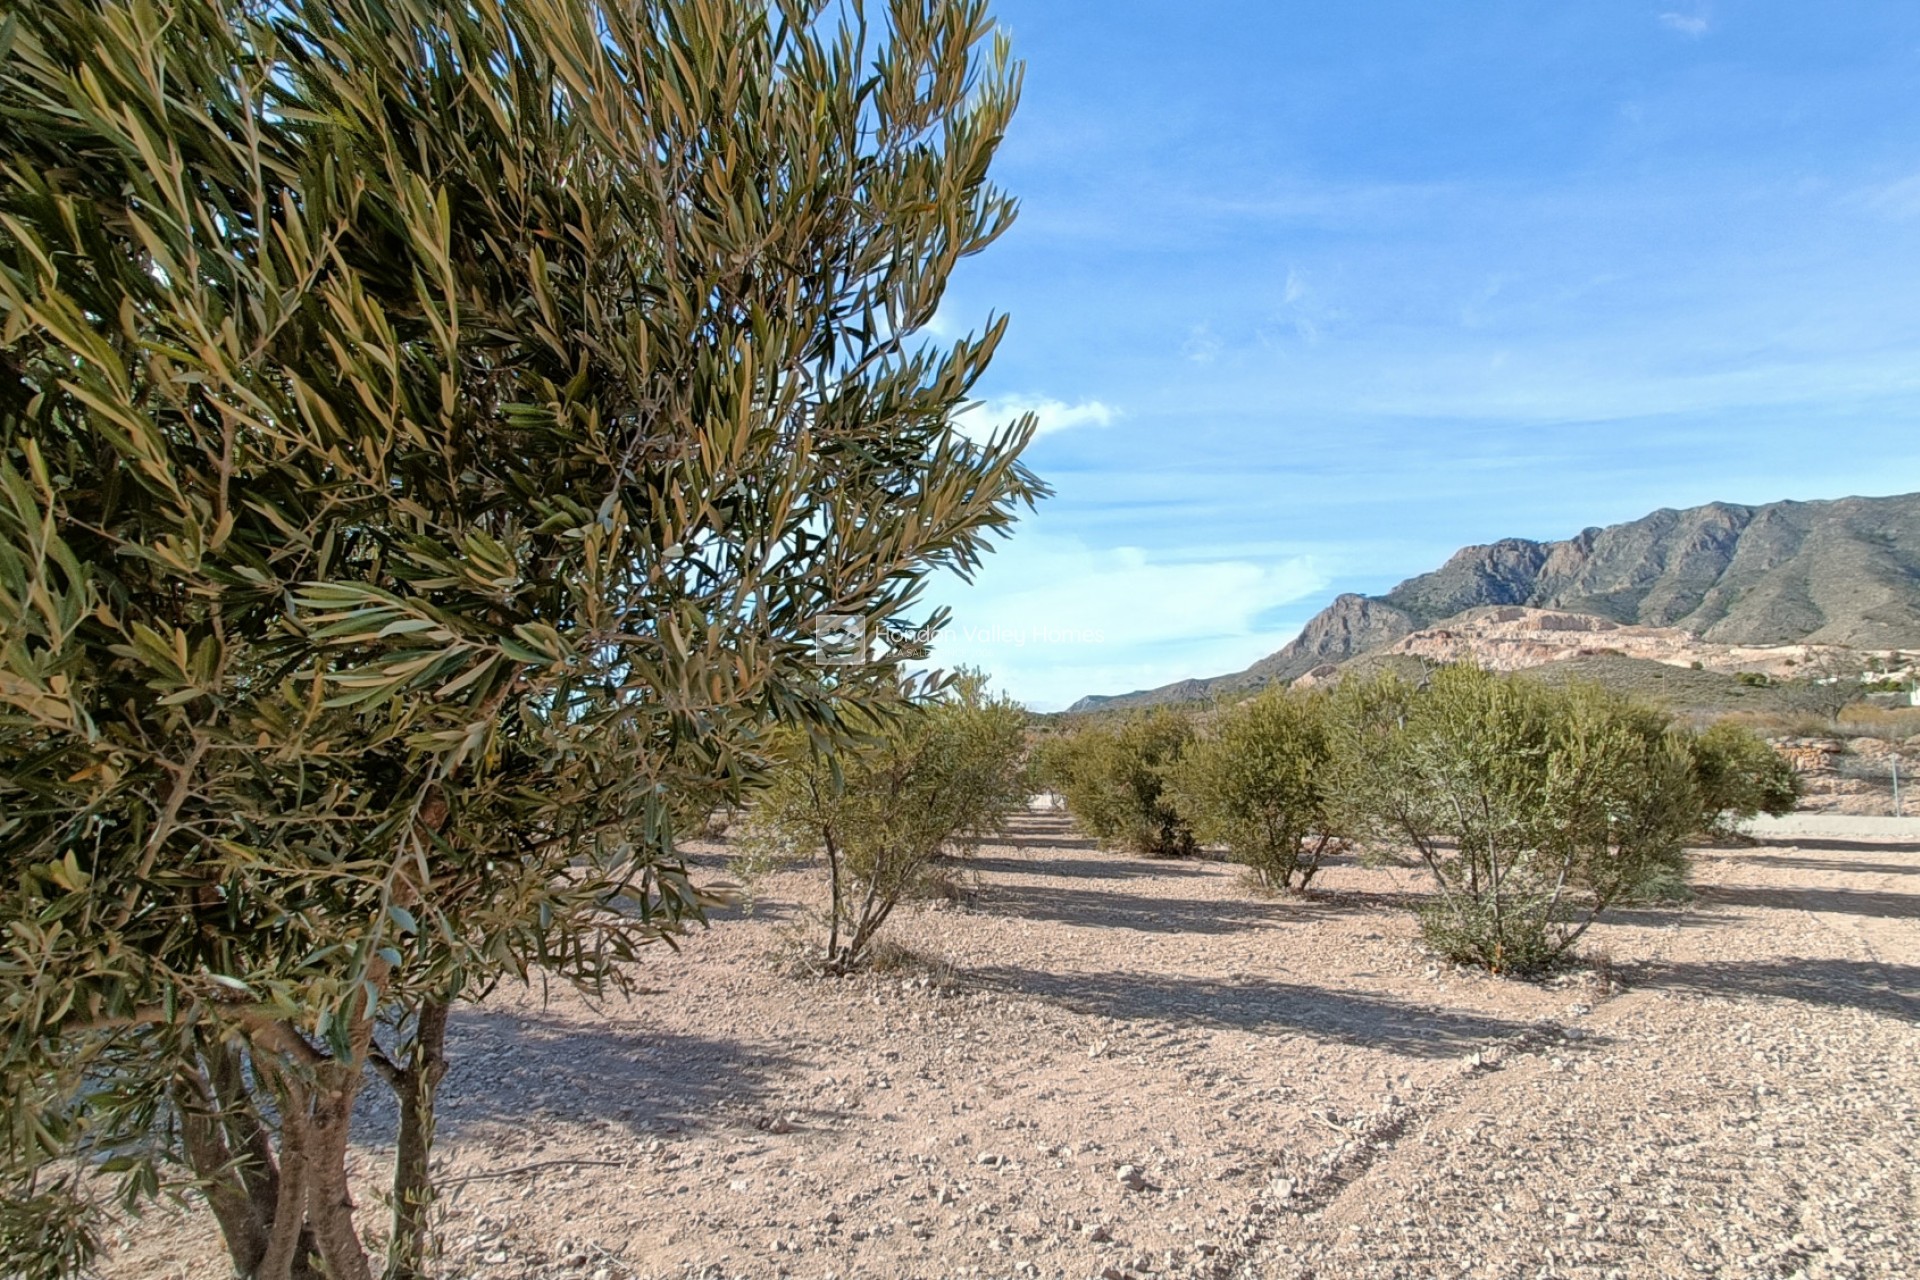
[1223,835,1920,1280]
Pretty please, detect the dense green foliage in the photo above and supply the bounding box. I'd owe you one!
[737,676,1030,972]
[1336,667,1704,974]
[0,1,1037,1275]
[1164,688,1348,891]
[1036,707,1197,856]
[1687,721,1802,835]
[1038,667,1805,976]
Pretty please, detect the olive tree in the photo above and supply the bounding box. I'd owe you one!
[0,1,1040,1276]
[737,674,1029,973]
[1038,707,1196,856]
[1785,648,1873,719]
[1164,688,1348,891]
[1687,721,1801,836]
[1340,667,1701,974]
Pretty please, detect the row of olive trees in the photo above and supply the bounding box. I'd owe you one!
[0,2,1040,1277]
[1032,707,1199,857]
[1038,668,1800,973]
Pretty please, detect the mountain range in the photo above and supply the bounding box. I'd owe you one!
[1068,491,1920,712]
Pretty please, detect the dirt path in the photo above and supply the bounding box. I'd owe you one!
[105,814,1918,1280]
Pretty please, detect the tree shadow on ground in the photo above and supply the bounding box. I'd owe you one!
[965,852,1212,881]
[980,812,1103,853]
[970,965,1540,1058]
[979,830,1107,853]
[1593,903,1727,929]
[1640,957,1920,1018]
[1303,886,1431,914]
[356,1012,798,1144]
[1751,836,1920,855]
[975,881,1318,934]
[1692,883,1920,920]
[1736,849,1920,873]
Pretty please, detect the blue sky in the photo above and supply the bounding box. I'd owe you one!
[918,1,1920,710]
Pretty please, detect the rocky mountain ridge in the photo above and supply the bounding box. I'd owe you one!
[1070,491,1920,712]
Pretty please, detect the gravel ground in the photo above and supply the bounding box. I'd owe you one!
[1742,813,1920,841]
[102,811,1918,1280]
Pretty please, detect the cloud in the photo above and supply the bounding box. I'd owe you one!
[1657,10,1710,37]
[953,395,1116,443]
[915,536,1328,709]
[1863,173,1920,220]
[1182,323,1223,364]
[1458,273,1515,329]
[1273,267,1325,344]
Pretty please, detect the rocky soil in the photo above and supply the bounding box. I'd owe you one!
[1777,736,1918,816]
[102,810,1918,1280]
[1347,606,1846,680]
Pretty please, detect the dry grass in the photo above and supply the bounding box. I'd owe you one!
[1717,702,1920,741]
[1834,703,1920,739]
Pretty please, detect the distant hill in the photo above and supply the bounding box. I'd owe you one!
[1068,492,1920,712]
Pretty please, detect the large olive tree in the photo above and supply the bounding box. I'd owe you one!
[0,1,1041,1276]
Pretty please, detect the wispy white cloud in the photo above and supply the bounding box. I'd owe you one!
[953,395,1116,443]
[1275,267,1325,344]
[1458,274,1515,329]
[1863,173,1920,220]
[1182,322,1223,364]
[1282,268,1309,306]
[918,537,1328,709]
[1657,10,1710,37]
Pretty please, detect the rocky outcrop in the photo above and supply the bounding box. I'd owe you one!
[1233,595,1418,687]
[1367,606,1832,675]
[1067,492,1920,712]
[1375,495,1920,646]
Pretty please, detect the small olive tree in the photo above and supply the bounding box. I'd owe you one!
[738,676,1029,973]
[1687,721,1801,836]
[1038,707,1197,856]
[1164,688,1348,891]
[1340,667,1702,974]
[1786,648,1872,718]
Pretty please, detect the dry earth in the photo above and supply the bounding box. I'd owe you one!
[104,809,1919,1280]
[1356,606,1870,680]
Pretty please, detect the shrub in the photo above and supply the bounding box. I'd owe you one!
[1165,688,1349,891]
[1041,707,1197,855]
[1687,722,1802,835]
[1341,667,1702,974]
[737,677,1029,973]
